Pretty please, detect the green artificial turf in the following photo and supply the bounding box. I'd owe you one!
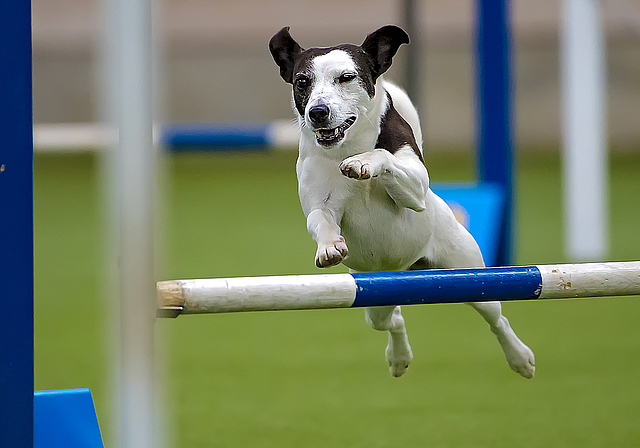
[34,148,640,447]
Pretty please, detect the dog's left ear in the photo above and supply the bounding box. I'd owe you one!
[361,25,410,81]
[269,27,303,84]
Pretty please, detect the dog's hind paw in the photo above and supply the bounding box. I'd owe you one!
[385,332,413,378]
[504,342,536,379]
[315,237,348,268]
[493,317,536,379]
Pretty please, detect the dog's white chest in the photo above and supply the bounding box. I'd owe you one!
[297,139,434,272]
[339,180,428,271]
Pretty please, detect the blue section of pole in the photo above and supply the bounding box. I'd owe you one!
[0,0,34,446]
[163,123,271,150]
[351,267,542,308]
[475,0,514,266]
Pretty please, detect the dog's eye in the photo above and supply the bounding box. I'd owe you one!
[338,73,357,83]
[295,76,310,90]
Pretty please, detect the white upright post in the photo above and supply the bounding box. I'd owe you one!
[104,0,157,446]
[560,0,608,261]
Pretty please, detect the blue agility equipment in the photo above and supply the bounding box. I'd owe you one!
[432,183,505,267]
[34,389,104,448]
[476,0,514,266]
[0,0,34,446]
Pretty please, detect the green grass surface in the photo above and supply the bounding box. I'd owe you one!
[34,148,640,447]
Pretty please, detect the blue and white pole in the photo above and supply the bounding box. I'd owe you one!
[157,262,640,317]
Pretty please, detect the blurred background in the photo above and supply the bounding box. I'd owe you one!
[33,0,640,146]
[32,0,640,447]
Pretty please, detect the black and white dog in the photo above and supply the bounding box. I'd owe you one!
[269,25,535,378]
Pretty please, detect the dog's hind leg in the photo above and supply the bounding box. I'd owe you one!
[365,305,413,377]
[426,213,536,378]
[468,301,536,379]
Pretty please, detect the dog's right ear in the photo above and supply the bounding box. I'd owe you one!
[269,27,302,84]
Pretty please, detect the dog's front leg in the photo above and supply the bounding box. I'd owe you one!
[307,208,348,268]
[339,147,428,211]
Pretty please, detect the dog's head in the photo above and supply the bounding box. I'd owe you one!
[269,25,409,148]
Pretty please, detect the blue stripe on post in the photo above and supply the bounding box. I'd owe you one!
[351,267,542,308]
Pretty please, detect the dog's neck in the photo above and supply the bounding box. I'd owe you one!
[297,78,389,162]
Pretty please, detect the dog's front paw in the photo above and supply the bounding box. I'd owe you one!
[340,156,376,180]
[315,237,348,268]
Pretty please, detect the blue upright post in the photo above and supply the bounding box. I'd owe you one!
[475,0,514,266]
[0,1,34,447]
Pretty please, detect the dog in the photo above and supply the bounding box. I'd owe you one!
[269,25,535,379]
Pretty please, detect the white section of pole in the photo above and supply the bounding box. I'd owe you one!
[560,0,609,261]
[105,0,157,445]
[157,274,358,315]
[538,261,640,299]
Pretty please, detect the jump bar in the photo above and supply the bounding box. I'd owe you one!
[156,262,640,318]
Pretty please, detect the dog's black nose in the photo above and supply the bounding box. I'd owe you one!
[308,104,330,125]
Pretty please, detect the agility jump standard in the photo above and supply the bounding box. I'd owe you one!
[156,262,640,318]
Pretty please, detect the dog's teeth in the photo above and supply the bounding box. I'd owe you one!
[315,128,340,140]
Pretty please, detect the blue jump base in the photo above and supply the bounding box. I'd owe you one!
[34,388,104,448]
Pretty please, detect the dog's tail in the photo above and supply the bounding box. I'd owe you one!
[382,80,423,153]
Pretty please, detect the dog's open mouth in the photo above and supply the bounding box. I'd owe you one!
[314,116,356,147]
